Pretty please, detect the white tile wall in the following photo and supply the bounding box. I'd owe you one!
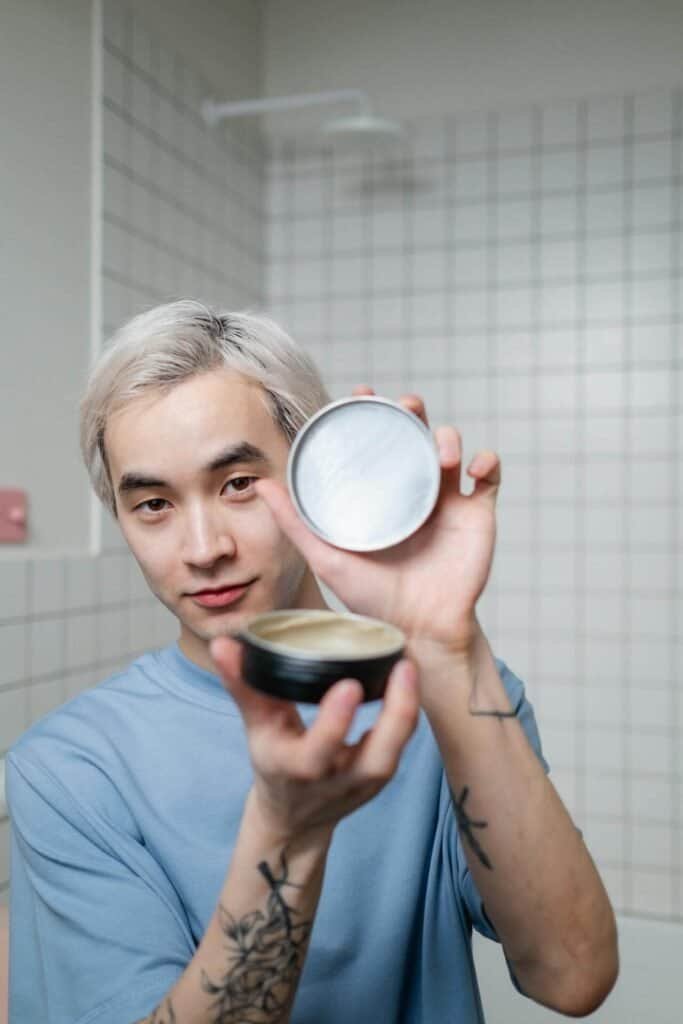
[266,86,682,921]
[0,0,266,902]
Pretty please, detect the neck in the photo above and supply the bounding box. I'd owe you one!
[293,567,328,610]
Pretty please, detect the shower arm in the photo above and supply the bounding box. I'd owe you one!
[200,89,372,126]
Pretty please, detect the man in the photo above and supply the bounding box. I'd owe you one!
[7,300,618,1024]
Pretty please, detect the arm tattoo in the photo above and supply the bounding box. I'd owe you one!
[468,690,524,720]
[452,785,493,870]
[150,998,176,1023]
[468,706,516,719]
[201,848,313,1023]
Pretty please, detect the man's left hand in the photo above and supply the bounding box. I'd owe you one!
[255,387,501,658]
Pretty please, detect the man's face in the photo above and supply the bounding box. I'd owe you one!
[105,369,312,669]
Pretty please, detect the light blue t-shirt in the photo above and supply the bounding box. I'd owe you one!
[7,644,547,1024]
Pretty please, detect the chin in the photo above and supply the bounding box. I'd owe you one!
[191,597,270,640]
[194,611,249,640]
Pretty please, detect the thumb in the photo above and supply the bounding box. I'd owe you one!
[210,635,300,731]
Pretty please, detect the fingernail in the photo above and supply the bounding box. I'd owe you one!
[439,437,459,461]
[395,661,417,692]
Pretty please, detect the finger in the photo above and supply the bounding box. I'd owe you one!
[352,384,375,396]
[254,478,347,578]
[434,426,462,492]
[398,393,429,427]
[351,660,420,781]
[210,635,302,732]
[300,678,364,776]
[467,450,501,502]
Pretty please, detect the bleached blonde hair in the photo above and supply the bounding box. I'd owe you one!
[80,299,330,516]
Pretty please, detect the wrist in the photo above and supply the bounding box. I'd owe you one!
[408,614,484,669]
[409,620,512,719]
[243,786,335,856]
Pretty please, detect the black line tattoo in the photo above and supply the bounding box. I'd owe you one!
[452,785,493,870]
[201,848,313,1023]
[468,692,524,719]
[149,997,176,1023]
[468,705,516,719]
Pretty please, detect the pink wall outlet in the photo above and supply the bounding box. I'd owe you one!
[0,489,28,543]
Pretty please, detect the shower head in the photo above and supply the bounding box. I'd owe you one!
[321,113,405,149]
[200,89,404,152]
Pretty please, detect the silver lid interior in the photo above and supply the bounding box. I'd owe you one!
[288,397,440,551]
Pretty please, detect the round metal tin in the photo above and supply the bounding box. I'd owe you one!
[239,609,405,703]
[287,396,441,552]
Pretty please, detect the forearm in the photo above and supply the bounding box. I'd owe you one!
[137,790,332,1024]
[415,624,618,1016]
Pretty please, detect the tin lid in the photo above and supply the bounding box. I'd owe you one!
[287,396,441,552]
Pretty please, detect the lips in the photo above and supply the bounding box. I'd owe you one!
[188,580,255,609]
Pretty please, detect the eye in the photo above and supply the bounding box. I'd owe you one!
[134,498,170,514]
[224,476,257,497]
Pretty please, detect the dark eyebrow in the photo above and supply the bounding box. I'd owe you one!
[206,442,271,473]
[117,442,271,497]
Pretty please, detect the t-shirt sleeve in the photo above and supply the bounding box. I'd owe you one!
[7,751,196,1024]
[449,658,550,943]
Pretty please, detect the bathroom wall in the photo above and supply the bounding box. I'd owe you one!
[265,88,682,925]
[0,0,94,552]
[2,0,680,949]
[0,0,266,903]
[98,0,265,557]
[264,0,683,128]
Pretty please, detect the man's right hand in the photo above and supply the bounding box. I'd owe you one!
[210,636,420,843]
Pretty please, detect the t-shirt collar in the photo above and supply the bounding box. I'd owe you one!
[153,642,238,712]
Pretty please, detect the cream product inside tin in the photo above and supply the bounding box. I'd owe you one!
[239,609,405,703]
[249,610,402,657]
[287,396,441,552]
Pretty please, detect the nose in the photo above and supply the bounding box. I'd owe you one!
[181,503,236,568]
